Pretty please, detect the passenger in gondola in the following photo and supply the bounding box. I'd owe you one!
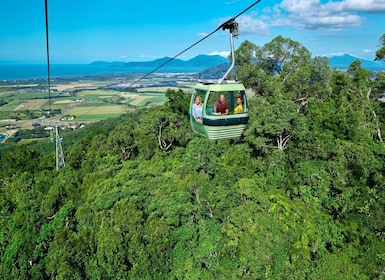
[192,96,203,123]
[214,94,229,115]
[234,96,243,114]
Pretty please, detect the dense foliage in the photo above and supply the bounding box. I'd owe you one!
[1,36,385,279]
[376,34,385,62]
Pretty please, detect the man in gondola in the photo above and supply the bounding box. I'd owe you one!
[214,94,229,115]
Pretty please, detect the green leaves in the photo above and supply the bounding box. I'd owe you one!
[165,88,190,115]
[2,35,385,279]
[375,33,385,61]
[245,97,303,151]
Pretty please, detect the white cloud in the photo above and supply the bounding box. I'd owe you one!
[323,51,360,57]
[225,0,242,5]
[279,0,319,13]
[197,32,208,37]
[276,0,363,30]
[342,0,385,13]
[280,0,385,13]
[237,15,270,36]
[263,0,385,31]
[213,0,383,38]
[324,52,346,57]
[139,54,160,59]
[209,51,230,57]
[303,14,361,30]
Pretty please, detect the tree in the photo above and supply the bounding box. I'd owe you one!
[165,88,190,115]
[132,107,192,158]
[375,34,385,62]
[108,121,137,161]
[2,35,385,279]
[1,145,40,176]
[347,60,372,96]
[244,97,306,151]
[235,40,270,94]
[373,71,385,96]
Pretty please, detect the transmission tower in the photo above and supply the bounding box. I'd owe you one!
[55,126,65,171]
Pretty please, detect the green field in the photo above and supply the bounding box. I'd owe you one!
[66,105,128,121]
[53,99,75,104]
[0,75,195,135]
[131,96,168,106]
[16,99,48,110]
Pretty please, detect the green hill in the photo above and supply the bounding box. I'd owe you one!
[1,36,385,279]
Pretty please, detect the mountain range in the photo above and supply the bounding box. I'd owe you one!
[91,54,385,72]
[91,55,228,69]
[327,54,384,71]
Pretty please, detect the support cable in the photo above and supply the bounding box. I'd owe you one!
[52,0,263,119]
[44,0,51,113]
[45,0,65,170]
[127,0,262,87]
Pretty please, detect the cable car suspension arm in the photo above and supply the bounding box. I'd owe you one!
[218,19,239,83]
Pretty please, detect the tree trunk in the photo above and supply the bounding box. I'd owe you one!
[277,134,292,150]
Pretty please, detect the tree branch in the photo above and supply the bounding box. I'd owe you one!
[372,110,384,143]
[158,122,163,149]
[277,134,292,150]
[121,147,133,160]
[193,187,200,204]
[366,87,372,100]
[158,121,174,150]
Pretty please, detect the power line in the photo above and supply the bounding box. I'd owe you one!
[231,0,262,21]
[44,0,51,113]
[45,0,66,171]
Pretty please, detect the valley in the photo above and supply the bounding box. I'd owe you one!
[0,72,197,143]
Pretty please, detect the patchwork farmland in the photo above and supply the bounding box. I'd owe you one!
[0,73,196,141]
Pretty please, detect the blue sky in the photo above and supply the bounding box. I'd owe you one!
[1,0,384,63]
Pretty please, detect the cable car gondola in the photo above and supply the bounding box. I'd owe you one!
[189,19,249,140]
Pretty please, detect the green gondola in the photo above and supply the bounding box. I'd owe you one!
[189,19,249,140]
[189,81,248,140]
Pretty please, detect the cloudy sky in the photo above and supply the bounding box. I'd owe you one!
[1,0,384,63]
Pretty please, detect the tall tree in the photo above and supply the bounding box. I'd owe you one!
[375,34,385,62]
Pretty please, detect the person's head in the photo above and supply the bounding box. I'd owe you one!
[195,96,202,105]
[236,96,243,105]
[219,94,226,102]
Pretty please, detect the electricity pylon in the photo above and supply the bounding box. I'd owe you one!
[55,126,65,171]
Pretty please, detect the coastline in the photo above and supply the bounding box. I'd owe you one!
[0,63,203,81]
[0,68,197,141]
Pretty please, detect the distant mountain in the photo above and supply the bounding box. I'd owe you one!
[328,54,385,71]
[185,55,229,67]
[91,55,229,69]
[90,61,127,67]
[199,63,231,79]
[90,54,385,74]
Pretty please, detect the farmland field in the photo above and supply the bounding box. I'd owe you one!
[131,96,168,106]
[66,105,128,121]
[16,99,48,110]
[53,99,76,104]
[0,73,195,136]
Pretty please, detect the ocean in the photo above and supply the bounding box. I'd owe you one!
[0,63,202,80]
